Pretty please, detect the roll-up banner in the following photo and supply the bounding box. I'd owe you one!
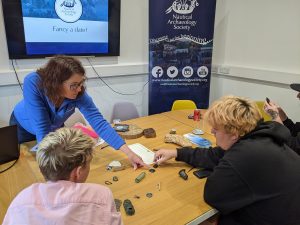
[149,0,216,114]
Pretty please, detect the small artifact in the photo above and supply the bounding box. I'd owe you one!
[188,114,194,119]
[106,160,125,172]
[192,129,204,135]
[134,195,140,199]
[123,199,135,216]
[143,128,156,138]
[135,172,146,183]
[149,168,156,173]
[113,119,121,124]
[179,169,188,180]
[117,124,143,139]
[105,181,113,185]
[153,163,159,168]
[164,134,192,147]
[157,182,161,191]
[169,128,176,134]
[112,176,119,182]
[146,192,153,198]
[114,199,122,212]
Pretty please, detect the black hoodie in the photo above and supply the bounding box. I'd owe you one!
[283,118,300,155]
[176,122,300,225]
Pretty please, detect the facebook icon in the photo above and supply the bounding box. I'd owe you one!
[151,66,163,78]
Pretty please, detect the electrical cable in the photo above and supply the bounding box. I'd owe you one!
[11,60,23,91]
[0,158,19,173]
[87,58,148,96]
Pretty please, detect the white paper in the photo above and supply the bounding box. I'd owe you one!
[128,143,155,165]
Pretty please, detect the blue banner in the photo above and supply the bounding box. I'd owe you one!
[149,0,216,114]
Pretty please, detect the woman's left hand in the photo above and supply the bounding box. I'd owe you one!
[119,145,147,170]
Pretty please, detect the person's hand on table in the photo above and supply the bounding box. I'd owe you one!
[154,149,177,165]
[119,144,147,170]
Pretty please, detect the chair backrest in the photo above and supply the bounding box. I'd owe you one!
[65,109,87,127]
[255,101,272,121]
[111,102,139,123]
[171,100,197,111]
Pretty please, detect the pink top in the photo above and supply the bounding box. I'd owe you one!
[3,180,123,225]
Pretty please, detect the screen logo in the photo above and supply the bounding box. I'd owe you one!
[55,0,83,23]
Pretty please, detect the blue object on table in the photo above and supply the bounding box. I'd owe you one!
[184,133,211,148]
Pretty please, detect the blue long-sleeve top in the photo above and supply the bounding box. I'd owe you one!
[13,72,125,149]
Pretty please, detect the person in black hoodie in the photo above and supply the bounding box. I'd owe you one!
[154,95,300,225]
[264,83,300,155]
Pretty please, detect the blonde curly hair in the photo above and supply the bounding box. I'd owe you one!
[205,95,262,137]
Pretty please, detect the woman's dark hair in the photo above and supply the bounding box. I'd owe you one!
[37,55,86,105]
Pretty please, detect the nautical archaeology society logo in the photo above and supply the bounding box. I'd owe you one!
[55,0,83,23]
[166,0,199,14]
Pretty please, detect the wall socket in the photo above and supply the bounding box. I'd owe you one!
[218,66,230,74]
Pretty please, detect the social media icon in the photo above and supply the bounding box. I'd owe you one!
[197,66,208,78]
[182,66,193,78]
[167,66,178,78]
[152,66,163,78]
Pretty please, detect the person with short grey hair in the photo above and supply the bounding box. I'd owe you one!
[37,127,94,182]
[3,128,123,225]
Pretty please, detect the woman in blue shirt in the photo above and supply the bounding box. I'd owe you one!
[10,55,145,169]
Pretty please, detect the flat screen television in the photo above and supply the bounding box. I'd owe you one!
[1,0,120,59]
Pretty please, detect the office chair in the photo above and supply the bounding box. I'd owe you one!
[111,102,139,123]
[171,100,197,111]
[255,101,272,121]
[64,109,87,127]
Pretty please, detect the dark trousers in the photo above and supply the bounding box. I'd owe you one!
[9,112,36,144]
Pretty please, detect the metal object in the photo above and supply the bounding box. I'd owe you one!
[114,199,122,212]
[123,199,135,216]
[146,192,153,198]
[157,182,161,191]
[179,169,188,180]
[135,172,146,183]
[149,168,156,173]
[113,176,119,181]
[105,181,113,185]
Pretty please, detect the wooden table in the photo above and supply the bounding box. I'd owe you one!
[0,112,217,225]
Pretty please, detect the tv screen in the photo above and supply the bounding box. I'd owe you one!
[1,0,120,59]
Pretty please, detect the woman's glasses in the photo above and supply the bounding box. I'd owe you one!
[68,79,86,91]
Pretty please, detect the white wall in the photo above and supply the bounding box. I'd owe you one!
[1,0,300,124]
[211,0,300,121]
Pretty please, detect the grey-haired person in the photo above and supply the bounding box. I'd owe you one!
[3,128,123,225]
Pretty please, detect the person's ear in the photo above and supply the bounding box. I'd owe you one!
[231,133,239,142]
[69,166,82,182]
